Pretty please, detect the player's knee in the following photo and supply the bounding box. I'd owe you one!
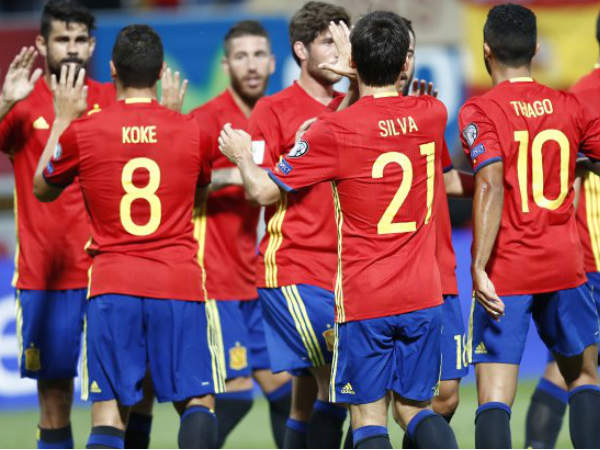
[433,383,460,417]
[174,394,214,416]
[225,376,254,392]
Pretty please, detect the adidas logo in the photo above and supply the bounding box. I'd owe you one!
[475,342,487,354]
[341,382,355,395]
[90,381,102,393]
[33,116,49,130]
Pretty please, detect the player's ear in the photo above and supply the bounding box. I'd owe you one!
[268,53,275,75]
[293,41,308,64]
[222,54,231,78]
[109,60,117,80]
[158,61,166,80]
[35,34,47,59]
[483,42,493,60]
[534,42,541,57]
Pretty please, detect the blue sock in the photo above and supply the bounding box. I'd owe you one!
[312,399,347,421]
[475,402,511,448]
[538,378,568,403]
[178,406,217,448]
[568,385,600,448]
[265,380,292,402]
[37,425,74,449]
[284,418,307,448]
[307,400,347,448]
[86,426,124,449]
[286,418,307,433]
[407,410,458,448]
[215,389,254,447]
[353,426,391,448]
[125,412,152,448]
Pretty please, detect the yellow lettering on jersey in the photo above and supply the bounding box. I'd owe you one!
[379,117,418,138]
[122,126,158,144]
[510,99,553,118]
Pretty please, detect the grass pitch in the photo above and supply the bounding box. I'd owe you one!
[0,380,571,448]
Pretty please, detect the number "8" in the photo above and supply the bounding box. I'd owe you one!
[120,157,161,236]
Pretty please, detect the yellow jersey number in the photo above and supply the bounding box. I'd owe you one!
[514,129,570,213]
[371,143,435,235]
[120,157,161,236]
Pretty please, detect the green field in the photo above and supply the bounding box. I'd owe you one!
[0,380,571,448]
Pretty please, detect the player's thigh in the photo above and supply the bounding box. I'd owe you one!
[554,344,599,388]
[146,298,224,403]
[329,317,394,405]
[440,295,468,381]
[257,284,334,373]
[533,284,599,364]
[213,299,253,381]
[392,306,443,404]
[469,294,532,365]
[239,298,274,374]
[85,294,147,406]
[16,288,86,379]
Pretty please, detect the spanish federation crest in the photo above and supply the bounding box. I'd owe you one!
[229,342,248,371]
[462,122,478,148]
[322,327,335,352]
[25,343,41,371]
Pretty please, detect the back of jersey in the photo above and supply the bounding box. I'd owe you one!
[62,98,211,301]
[460,77,600,295]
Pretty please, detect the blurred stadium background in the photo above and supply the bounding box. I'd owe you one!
[0,0,598,447]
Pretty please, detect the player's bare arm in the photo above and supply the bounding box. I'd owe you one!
[218,123,280,205]
[471,161,505,319]
[159,66,188,112]
[0,46,43,121]
[33,64,86,202]
[208,167,243,192]
[444,168,474,197]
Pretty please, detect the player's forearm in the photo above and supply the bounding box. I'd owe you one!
[336,81,359,112]
[444,169,474,198]
[237,153,280,206]
[471,170,504,273]
[208,167,243,192]
[33,118,70,201]
[0,95,16,123]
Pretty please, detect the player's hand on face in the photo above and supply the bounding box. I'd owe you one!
[295,117,316,144]
[319,21,356,80]
[51,63,88,123]
[410,79,438,98]
[472,269,505,320]
[160,67,188,112]
[218,123,252,165]
[1,46,42,105]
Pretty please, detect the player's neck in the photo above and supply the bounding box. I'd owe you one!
[358,83,398,99]
[491,65,532,86]
[116,86,158,102]
[227,86,253,118]
[297,70,335,105]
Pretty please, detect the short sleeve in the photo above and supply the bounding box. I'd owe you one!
[576,98,600,161]
[268,119,339,192]
[0,107,20,155]
[42,124,80,187]
[459,101,503,173]
[442,140,453,173]
[248,100,279,167]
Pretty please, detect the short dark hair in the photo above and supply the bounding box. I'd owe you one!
[350,11,410,87]
[112,25,163,89]
[484,3,537,67]
[41,0,95,40]
[224,20,271,56]
[400,16,414,39]
[289,1,350,65]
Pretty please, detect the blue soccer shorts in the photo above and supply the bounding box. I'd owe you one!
[84,294,225,406]
[469,283,600,365]
[16,288,86,379]
[258,284,335,374]
[330,305,443,405]
[212,298,271,379]
[441,295,468,380]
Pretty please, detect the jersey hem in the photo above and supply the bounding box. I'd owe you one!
[337,298,443,323]
[493,278,587,296]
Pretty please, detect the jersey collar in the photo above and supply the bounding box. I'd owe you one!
[508,77,534,83]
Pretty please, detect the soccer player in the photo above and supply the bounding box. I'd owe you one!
[32,25,223,448]
[524,10,600,448]
[219,10,459,449]
[0,1,114,447]
[216,3,351,448]
[459,4,600,448]
[190,20,292,448]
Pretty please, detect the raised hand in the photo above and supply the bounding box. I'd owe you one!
[218,123,252,165]
[51,64,88,123]
[319,21,356,80]
[1,46,43,105]
[160,67,188,112]
[410,79,439,98]
[472,268,504,320]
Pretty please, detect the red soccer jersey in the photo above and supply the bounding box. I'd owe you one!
[459,77,600,295]
[190,90,260,301]
[248,82,344,291]
[437,143,458,295]
[269,93,446,323]
[0,77,114,290]
[572,67,600,273]
[42,98,212,301]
